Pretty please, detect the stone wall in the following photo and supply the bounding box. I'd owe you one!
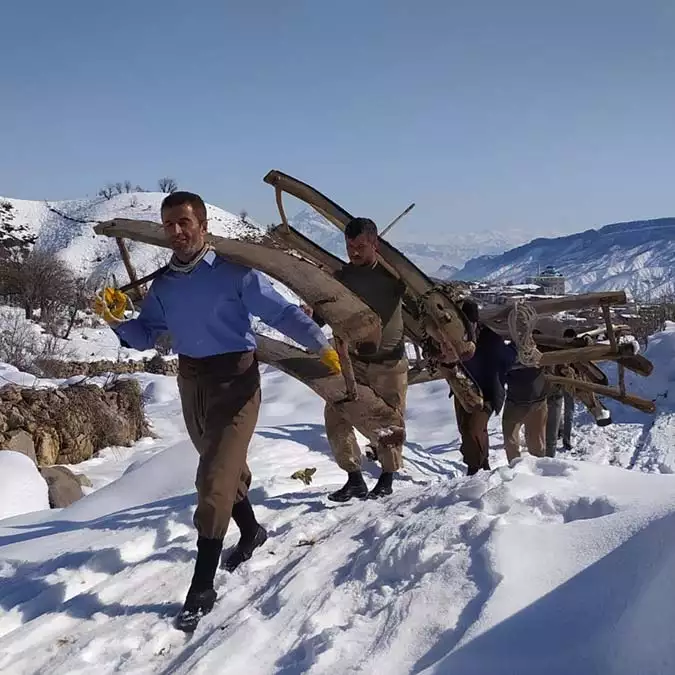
[36,354,178,378]
[0,379,150,465]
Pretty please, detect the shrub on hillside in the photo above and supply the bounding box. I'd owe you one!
[0,308,74,374]
[0,249,78,330]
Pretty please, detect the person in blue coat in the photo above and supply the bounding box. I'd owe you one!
[94,191,341,630]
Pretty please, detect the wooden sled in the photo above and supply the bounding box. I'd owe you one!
[263,169,484,413]
[255,334,404,447]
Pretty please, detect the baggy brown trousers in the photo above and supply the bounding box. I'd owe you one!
[502,399,548,463]
[324,356,408,473]
[454,398,491,474]
[177,351,261,540]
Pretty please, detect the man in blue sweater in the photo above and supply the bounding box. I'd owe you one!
[94,191,341,631]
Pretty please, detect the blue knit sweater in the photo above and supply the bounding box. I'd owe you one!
[114,252,328,358]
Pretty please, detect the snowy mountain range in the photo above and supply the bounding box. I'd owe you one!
[289,208,532,274]
[449,217,675,301]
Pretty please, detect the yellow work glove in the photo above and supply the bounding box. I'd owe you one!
[319,346,342,375]
[93,287,129,323]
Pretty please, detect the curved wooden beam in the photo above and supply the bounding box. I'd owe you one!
[93,218,381,345]
[255,334,405,446]
[263,169,483,413]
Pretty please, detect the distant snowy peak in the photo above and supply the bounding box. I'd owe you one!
[452,216,675,300]
[433,264,460,280]
[289,207,531,273]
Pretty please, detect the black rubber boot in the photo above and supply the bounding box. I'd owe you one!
[367,471,393,500]
[175,537,222,632]
[222,498,268,572]
[328,471,369,502]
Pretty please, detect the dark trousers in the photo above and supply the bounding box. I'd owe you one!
[454,398,491,475]
[177,351,261,540]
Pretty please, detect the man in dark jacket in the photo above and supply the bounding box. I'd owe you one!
[305,217,408,501]
[448,300,516,475]
[503,354,549,463]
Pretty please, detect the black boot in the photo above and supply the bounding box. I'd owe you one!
[367,471,393,499]
[328,471,369,502]
[222,497,268,572]
[175,537,222,632]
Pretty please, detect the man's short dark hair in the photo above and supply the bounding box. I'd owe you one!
[460,299,479,324]
[345,217,378,240]
[563,327,577,338]
[161,191,207,222]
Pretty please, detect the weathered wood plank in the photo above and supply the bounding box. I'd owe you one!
[481,291,628,324]
[538,343,635,367]
[545,375,655,414]
[254,335,405,446]
[264,171,483,412]
[492,328,654,377]
[94,218,381,345]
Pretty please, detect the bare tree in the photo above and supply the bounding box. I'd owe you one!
[158,177,178,193]
[0,250,77,329]
[62,277,98,339]
[114,182,124,195]
[98,184,115,200]
[134,185,145,193]
[124,180,133,193]
[240,210,249,224]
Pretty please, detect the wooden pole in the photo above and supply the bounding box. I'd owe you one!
[380,203,415,238]
[481,292,628,324]
[334,336,359,402]
[544,375,655,414]
[115,237,144,297]
[602,303,626,395]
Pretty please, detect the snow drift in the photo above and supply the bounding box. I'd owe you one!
[1,334,675,672]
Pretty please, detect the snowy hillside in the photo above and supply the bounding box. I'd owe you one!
[290,208,531,274]
[0,193,263,285]
[1,320,675,672]
[451,216,675,300]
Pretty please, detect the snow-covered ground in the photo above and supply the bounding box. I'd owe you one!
[1,323,675,673]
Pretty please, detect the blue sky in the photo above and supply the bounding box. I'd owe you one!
[1,0,674,241]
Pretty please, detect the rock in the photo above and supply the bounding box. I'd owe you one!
[4,429,37,464]
[34,427,60,466]
[0,385,22,404]
[39,466,84,508]
[74,472,93,488]
[6,407,26,430]
[0,377,148,466]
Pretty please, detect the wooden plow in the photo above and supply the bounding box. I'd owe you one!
[94,168,656,422]
[262,169,656,416]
